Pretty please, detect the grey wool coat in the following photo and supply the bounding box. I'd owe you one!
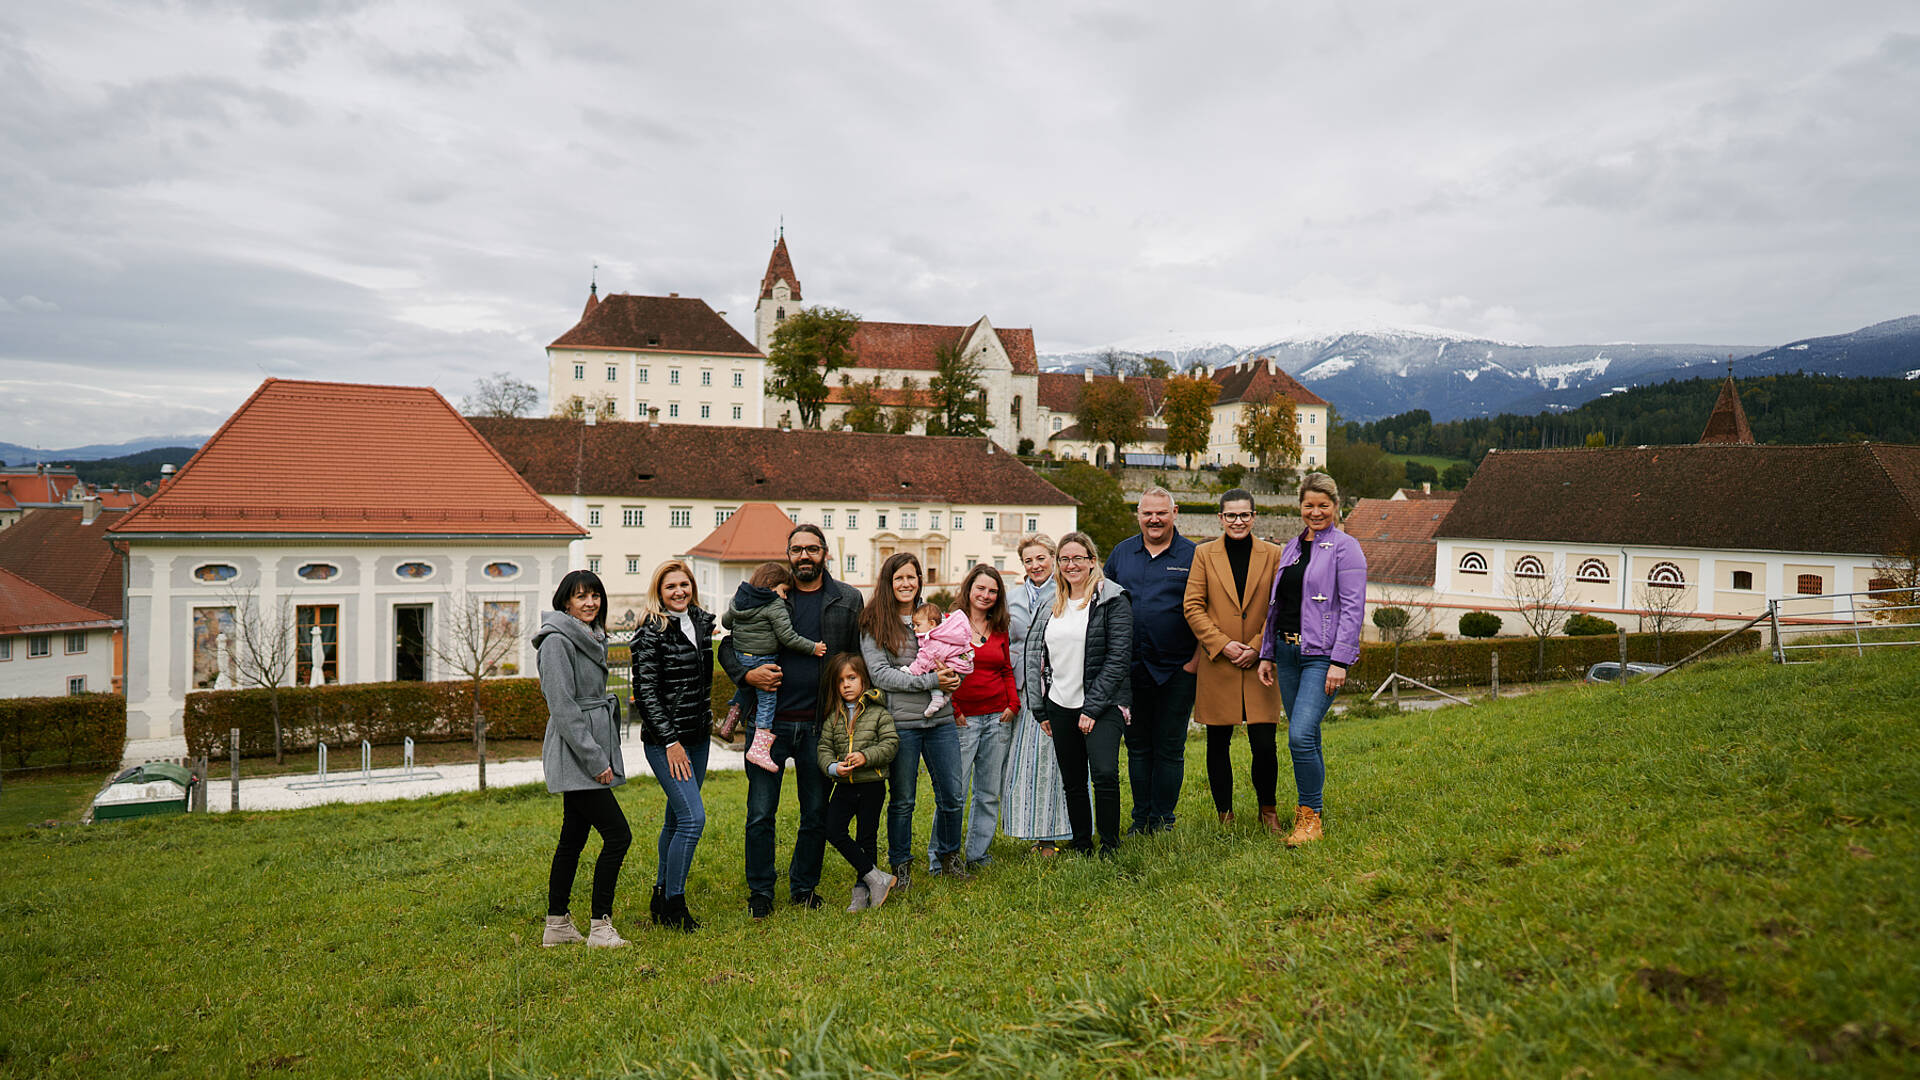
[534,612,625,793]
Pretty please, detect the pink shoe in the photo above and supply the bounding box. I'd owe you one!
[717,703,741,739]
[745,728,780,773]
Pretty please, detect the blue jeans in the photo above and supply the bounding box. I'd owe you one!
[954,712,1012,865]
[887,722,965,869]
[1126,669,1196,829]
[643,738,708,900]
[743,716,829,903]
[728,654,782,730]
[1270,643,1337,813]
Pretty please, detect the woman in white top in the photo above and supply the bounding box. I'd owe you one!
[1019,531,1133,855]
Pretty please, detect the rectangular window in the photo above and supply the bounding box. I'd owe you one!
[68,676,86,695]
[587,555,601,573]
[669,403,679,418]
[622,507,643,528]
[993,556,1006,571]
[845,510,858,530]
[587,506,602,528]
[928,512,941,530]
[952,512,964,531]
[0,638,10,661]
[700,404,711,419]
[635,400,649,419]
[295,604,339,685]
[717,507,735,527]
[669,369,681,385]
[731,404,742,420]
[28,635,50,658]
[901,510,918,530]
[637,368,649,384]
[1731,570,1754,590]
[732,371,744,388]
[877,513,888,530]
[701,369,712,386]
[573,364,585,380]
[1797,574,1824,595]
[626,556,640,574]
[983,514,997,532]
[787,508,802,520]
[1026,515,1039,532]
[65,632,86,654]
[845,554,857,576]
[670,508,692,528]
[606,365,617,382]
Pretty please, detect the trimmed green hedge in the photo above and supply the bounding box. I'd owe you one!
[1346,629,1761,692]
[184,679,547,759]
[0,694,127,772]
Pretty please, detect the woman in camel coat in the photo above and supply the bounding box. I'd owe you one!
[1182,488,1286,832]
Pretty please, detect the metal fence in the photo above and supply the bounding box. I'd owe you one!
[1769,587,1920,663]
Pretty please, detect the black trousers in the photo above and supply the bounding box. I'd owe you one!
[1206,722,1279,813]
[548,787,632,919]
[1045,699,1124,852]
[1127,669,1196,828]
[825,779,887,877]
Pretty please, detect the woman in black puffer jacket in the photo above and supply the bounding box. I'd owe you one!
[630,559,717,931]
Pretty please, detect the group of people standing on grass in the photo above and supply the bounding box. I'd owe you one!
[534,474,1368,947]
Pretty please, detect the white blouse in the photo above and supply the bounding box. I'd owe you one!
[1044,596,1093,711]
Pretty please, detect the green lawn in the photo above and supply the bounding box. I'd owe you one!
[1387,452,1470,474]
[0,771,100,829]
[3,649,1917,1078]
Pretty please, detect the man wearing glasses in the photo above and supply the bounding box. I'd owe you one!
[1101,486,1198,834]
[719,523,865,917]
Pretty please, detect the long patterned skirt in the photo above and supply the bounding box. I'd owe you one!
[999,707,1074,842]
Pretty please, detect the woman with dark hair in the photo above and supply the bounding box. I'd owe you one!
[629,559,715,932]
[1022,532,1133,856]
[858,552,965,891]
[1258,472,1368,848]
[536,569,631,948]
[950,563,1019,871]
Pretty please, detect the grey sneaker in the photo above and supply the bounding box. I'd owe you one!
[862,867,897,909]
[584,916,628,948]
[542,914,585,947]
[846,883,870,913]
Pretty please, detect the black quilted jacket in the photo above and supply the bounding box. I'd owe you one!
[630,606,717,747]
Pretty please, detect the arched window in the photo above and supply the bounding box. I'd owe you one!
[1575,558,1610,584]
[1011,395,1023,426]
[775,307,785,323]
[1647,561,1686,589]
[193,564,238,583]
[1458,552,1488,575]
[1513,555,1546,579]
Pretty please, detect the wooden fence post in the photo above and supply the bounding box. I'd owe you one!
[476,713,488,792]
[1618,629,1629,689]
[1489,653,1500,700]
[229,727,240,812]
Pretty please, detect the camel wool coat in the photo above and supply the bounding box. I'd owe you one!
[1182,537,1285,726]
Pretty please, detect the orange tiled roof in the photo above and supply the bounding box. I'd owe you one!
[688,503,795,563]
[0,471,80,507]
[1346,498,1451,586]
[550,293,760,356]
[0,567,116,635]
[108,380,586,538]
[1214,357,1328,408]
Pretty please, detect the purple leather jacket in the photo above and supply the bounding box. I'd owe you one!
[1259,526,1368,668]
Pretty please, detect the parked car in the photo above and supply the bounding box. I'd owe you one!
[1584,661,1671,684]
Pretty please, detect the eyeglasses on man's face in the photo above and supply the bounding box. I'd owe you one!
[788,545,825,557]
[1219,511,1254,523]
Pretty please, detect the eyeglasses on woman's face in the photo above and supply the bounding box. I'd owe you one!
[1057,555,1096,566]
[1219,511,1254,523]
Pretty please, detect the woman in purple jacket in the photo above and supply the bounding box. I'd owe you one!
[1258,472,1367,848]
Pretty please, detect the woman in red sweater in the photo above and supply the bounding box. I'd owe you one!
[950,563,1020,873]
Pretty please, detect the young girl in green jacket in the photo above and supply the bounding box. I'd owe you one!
[817,653,900,911]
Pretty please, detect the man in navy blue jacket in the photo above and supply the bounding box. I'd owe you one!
[1102,487,1197,833]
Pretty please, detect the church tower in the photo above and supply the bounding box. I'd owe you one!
[754,231,802,352]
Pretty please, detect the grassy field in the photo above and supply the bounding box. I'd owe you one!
[1385,452,1469,475]
[3,649,1916,1078]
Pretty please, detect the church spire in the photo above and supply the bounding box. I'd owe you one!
[759,232,800,302]
[1698,365,1754,444]
[581,265,600,320]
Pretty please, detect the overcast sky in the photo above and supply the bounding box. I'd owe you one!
[3,1,1917,449]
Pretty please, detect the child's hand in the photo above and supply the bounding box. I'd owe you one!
[813,642,827,656]
[843,751,866,770]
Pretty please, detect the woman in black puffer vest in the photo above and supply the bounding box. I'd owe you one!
[630,559,718,931]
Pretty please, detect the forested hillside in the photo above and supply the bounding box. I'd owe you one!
[1344,374,1920,464]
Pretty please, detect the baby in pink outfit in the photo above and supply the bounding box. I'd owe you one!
[905,603,975,717]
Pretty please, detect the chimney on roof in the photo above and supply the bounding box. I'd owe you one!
[1422,482,1431,494]
[160,463,175,478]
[81,494,100,525]
[669,292,679,298]
[648,406,660,427]
[584,401,598,426]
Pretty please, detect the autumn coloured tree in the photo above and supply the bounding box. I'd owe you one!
[1161,373,1220,468]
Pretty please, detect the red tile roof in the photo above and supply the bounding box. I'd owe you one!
[1050,423,1168,444]
[1214,357,1329,408]
[688,503,795,563]
[469,418,1077,506]
[0,470,80,507]
[0,567,116,635]
[581,286,600,321]
[1036,372,1168,415]
[0,507,126,618]
[1699,376,1755,444]
[848,320,1041,376]
[550,293,760,356]
[1438,443,1920,556]
[1393,488,1462,501]
[91,489,142,510]
[760,236,801,301]
[824,383,936,408]
[108,380,586,538]
[1346,498,1451,586]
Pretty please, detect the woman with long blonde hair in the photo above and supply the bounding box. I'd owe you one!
[629,559,717,930]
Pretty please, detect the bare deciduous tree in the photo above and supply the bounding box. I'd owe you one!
[427,592,524,790]
[1370,586,1432,704]
[1507,565,1570,679]
[1870,538,1920,624]
[462,372,540,418]
[1635,582,1690,662]
[225,587,298,764]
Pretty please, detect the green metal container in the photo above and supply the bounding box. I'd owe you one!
[91,762,193,821]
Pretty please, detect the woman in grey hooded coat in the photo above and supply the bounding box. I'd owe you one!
[537,570,632,948]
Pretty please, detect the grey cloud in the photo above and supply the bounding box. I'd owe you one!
[579,107,700,148]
